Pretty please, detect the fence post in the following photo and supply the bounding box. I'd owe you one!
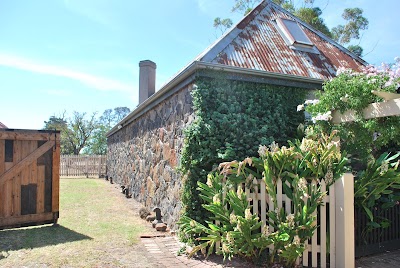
[85,156,88,178]
[98,155,102,178]
[335,173,355,268]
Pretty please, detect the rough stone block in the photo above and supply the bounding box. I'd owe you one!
[155,223,167,232]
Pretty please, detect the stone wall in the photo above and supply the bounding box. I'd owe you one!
[107,84,194,229]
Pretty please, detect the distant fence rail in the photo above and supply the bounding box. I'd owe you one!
[60,155,106,178]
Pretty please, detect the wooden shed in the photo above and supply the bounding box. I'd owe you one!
[0,129,60,229]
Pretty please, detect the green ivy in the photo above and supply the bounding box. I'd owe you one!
[180,73,307,227]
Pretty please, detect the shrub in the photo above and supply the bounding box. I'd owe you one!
[303,59,400,162]
[179,131,347,266]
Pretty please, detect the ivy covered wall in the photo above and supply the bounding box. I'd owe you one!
[107,72,308,228]
[180,75,307,222]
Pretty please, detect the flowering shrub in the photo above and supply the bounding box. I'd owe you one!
[301,58,400,161]
[179,171,273,261]
[299,58,400,233]
[179,131,347,266]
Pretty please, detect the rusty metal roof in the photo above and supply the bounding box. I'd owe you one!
[197,0,366,80]
[108,0,367,137]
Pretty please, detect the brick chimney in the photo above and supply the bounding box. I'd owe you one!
[139,60,156,104]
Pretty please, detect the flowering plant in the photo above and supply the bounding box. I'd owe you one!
[300,58,400,161]
[179,131,346,266]
[178,172,272,261]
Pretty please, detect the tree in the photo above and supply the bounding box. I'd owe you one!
[113,107,130,122]
[83,107,131,155]
[43,113,67,131]
[43,113,72,155]
[293,7,332,37]
[45,107,131,155]
[231,0,259,15]
[99,109,115,128]
[331,8,369,45]
[214,17,233,35]
[213,0,258,34]
[347,45,363,57]
[85,125,108,155]
[63,112,98,155]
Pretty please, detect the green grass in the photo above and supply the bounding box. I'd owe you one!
[0,178,153,267]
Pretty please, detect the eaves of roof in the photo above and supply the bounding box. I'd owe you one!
[106,61,324,137]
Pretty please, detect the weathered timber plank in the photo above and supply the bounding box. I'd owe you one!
[0,140,5,174]
[37,165,45,213]
[29,141,38,184]
[0,140,4,217]
[3,180,12,217]
[0,212,54,228]
[12,172,21,216]
[0,184,3,217]
[0,131,59,141]
[52,139,60,212]
[332,98,400,124]
[0,140,54,184]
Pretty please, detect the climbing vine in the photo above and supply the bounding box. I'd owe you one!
[303,60,400,163]
[179,73,307,227]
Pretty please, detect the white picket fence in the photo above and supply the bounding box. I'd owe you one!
[60,155,106,178]
[217,173,354,268]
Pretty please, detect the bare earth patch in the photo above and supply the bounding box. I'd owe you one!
[0,178,159,268]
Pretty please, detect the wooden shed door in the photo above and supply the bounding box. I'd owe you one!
[0,137,56,228]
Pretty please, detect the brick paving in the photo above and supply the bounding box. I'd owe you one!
[142,235,400,268]
[356,249,400,268]
[141,235,258,268]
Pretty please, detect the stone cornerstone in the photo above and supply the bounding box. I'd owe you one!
[107,85,194,229]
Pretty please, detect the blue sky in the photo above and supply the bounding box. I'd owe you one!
[1,0,399,129]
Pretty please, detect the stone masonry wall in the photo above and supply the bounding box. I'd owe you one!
[107,85,194,229]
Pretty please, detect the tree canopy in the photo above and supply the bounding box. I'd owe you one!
[44,107,130,155]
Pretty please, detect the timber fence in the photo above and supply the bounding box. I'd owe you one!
[60,155,106,178]
[216,173,354,268]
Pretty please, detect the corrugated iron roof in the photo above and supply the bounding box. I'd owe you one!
[0,122,7,129]
[197,0,366,80]
[107,0,367,136]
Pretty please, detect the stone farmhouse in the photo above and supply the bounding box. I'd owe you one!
[106,0,366,228]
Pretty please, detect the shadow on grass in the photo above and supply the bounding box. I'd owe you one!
[0,224,92,253]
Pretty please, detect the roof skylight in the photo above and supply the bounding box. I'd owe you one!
[276,18,313,47]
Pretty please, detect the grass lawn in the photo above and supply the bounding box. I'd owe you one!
[0,178,156,267]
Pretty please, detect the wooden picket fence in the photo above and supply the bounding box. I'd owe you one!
[216,174,355,268]
[60,155,106,178]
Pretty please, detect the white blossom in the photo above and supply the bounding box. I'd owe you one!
[297,104,304,111]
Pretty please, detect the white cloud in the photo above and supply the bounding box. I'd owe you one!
[0,54,133,92]
[45,89,71,97]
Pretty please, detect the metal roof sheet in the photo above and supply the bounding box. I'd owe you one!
[198,0,366,80]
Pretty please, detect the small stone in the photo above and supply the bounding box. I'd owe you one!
[155,223,167,232]
[139,207,150,219]
[146,215,156,222]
